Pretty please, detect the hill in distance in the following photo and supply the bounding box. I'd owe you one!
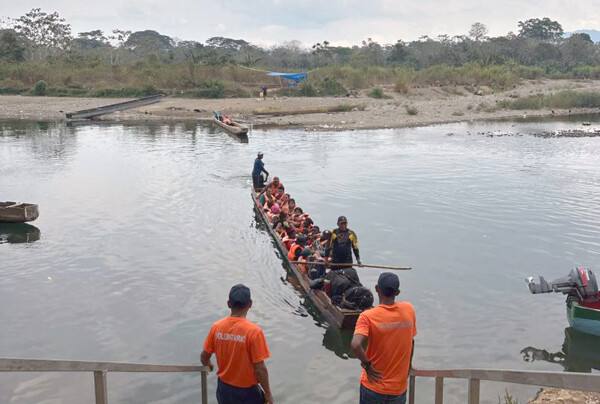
[565,29,600,42]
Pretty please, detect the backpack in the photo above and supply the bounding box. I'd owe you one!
[341,286,374,310]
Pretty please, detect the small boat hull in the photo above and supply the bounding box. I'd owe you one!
[213,117,248,135]
[568,301,600,337]
[0,202,39,223]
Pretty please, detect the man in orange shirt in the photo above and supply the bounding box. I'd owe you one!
[351,273,416,404]
[201,284,274,404]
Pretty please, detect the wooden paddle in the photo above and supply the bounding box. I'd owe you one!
[290,261,411,271]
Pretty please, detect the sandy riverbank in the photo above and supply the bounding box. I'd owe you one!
[1,79,599,130]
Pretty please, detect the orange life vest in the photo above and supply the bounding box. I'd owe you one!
[288,243,302,260]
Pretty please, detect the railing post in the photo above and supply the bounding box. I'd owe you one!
[94,370,108,404]
[201,371,208,404]
[435,376,444,404]
[408,375,415,404]
[468,378,480,404]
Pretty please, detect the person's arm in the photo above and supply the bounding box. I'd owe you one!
[351,232,362,266]
[324,232,334,260]
[350,334,382,384]
[409,339,415,370]
[200,350,214,372]
[254,361,273,403]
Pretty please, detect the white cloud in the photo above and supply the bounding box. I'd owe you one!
[1,0,599,46]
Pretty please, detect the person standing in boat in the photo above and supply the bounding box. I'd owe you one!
[252,152,269,191]
[351,273,416,404]
[201,284,274,404]
[326,215,362,269]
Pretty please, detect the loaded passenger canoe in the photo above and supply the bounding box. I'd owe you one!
[213,117,249,135]
[0,202,39,223]
[251,189,361,329]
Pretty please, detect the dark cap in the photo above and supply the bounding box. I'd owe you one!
[337,215,348,224]
[301,248,314,258]
[377,272,399,296]
[229,284,251,307]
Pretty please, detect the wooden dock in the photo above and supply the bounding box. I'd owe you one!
[65,94,164,119]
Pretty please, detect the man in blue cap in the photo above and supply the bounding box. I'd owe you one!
[201,284,274,404]
[351,273,416,404]
[252,152,269,191]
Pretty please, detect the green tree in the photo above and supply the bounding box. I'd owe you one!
[0,29,27,61]
[14,8,72,60]
[469,22,489,42]
[124,30,173,57]
[518,18,563,42]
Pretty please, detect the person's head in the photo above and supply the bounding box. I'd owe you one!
[296,234,307,246]
[321,230,332,241]
[257,152,264,159]
[271,204,280,214]
[294,207,303,215]
[337,216,348,231]
[273,176,280,185]
[282,193,290,202]
[375,272,400,301]
[301,248,313,258]
[227,284,253,313]
[303,217,314,228]
[288,198,296,209]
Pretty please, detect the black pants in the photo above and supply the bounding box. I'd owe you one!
[252,175,265,190]
[217,378,263,404]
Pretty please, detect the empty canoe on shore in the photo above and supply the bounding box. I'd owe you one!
[0,202,39,223]
[212,117,249,135]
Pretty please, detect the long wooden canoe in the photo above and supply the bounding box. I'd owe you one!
[213,117,249,135]
[251,189,362,329]
[0,202,39,223]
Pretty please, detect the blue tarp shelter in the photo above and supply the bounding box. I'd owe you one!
[267,72,308,84]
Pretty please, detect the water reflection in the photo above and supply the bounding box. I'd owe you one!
[0,223,40,244]
[322,327,355,359]
[521,327,600,373]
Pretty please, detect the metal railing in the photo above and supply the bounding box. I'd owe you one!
[408,368,600,404]
[0,358,211,404]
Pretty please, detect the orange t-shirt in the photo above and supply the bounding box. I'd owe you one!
[354,302,416,395]
[203,316,270,388]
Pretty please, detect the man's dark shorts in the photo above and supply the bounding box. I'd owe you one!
[217,378,264,404]
[360,384,406,404]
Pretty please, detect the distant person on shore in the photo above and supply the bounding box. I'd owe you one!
[262,86,268,99]
[201,284,274,404]
[325,215,361,269]
[351,273,416,404]
[252,152,269,191]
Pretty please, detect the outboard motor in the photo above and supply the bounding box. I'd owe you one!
[526,268,599,303]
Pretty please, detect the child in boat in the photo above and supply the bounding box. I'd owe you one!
[266,204,280,222]
[282,198,296,215]
[297,248,315,274]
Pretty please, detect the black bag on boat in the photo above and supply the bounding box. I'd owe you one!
[328,268,362,304]
[341,286,374,310]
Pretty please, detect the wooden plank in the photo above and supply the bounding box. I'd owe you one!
[408,375,416,404]
[0,358,209,373]
[410,368,600,393]
[201,371,208,404]
[94,371,108,404]
[65,95,164,119]
[435,376,444,404]
[468,379,480,404]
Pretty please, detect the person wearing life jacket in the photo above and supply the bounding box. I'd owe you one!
[297,248,314,274]
[287,234,307,261]
[326,216,362,269]
[282,197,295,215]
[266,177,283,196]
[266,204,280,223]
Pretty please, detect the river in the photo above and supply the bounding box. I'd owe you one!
[1,117,599,403]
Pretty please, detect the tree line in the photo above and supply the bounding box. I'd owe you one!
[0,9,599,97]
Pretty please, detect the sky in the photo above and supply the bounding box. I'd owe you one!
[1,0,600,47]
